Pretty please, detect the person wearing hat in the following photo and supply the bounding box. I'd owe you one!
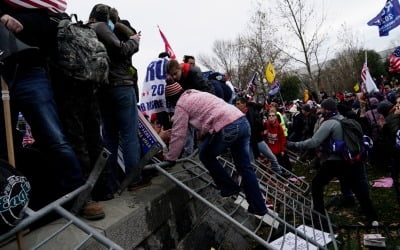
[287,98,378,225]
[166,59,215,156]
[165,89,268,216]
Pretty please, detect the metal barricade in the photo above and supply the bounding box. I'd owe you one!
[150,154,338,250]
[0,148,123,250]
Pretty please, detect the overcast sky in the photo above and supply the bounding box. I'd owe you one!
[66,0,400,83]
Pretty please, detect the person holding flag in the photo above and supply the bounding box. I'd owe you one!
[246,72,258,97]
[360,61,379,95]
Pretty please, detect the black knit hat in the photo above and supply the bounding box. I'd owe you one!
[321,98,337,111]
[377,100,394,117]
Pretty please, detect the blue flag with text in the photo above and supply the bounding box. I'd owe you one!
[367,0,400,36]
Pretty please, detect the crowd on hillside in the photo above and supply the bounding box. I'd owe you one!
[1,1,399,234]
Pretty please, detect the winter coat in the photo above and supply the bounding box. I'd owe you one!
[0,3,57,66]
[263,120,286,155]
[165,90,244,161]
[179,64,215,94]
[244,102,264,158]
[295,113,344,161]
[90,22,139,87]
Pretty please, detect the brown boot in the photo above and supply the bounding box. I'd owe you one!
[80,200,105,220]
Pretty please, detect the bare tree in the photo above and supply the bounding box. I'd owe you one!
[197,37,250,89]
[274,0,330,92]
[244,5,285,95]
[319,24,364,93]
[198,2,287,95]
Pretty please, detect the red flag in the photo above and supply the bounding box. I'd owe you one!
[158,27,176,59]
[389,46,400,73]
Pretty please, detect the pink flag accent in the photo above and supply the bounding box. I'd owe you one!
[372,177,393,188]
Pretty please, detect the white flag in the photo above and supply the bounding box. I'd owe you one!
[364,68,379,94]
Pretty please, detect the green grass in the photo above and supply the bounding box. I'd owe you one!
[293,161,400,249]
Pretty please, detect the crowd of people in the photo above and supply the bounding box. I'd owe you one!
[0,3,141,220]
[1,1,399,231]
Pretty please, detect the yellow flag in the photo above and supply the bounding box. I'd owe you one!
[265,62,276,84]
[303,89,309,103]
[353,83,360,92]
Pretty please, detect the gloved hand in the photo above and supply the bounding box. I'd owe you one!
[286,141,297,149]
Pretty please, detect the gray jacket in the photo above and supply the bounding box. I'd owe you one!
[295,114,344,161]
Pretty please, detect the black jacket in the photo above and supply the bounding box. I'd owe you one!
[90,22,139,87]
[245,102,264,157]
[0,3,57,65]
[179,65,215,94]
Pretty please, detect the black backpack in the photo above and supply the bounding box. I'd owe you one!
[54,14,109,84]
[0,160,31,234]
[330,118,373,164]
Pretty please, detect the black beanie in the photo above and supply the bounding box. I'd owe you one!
[321,98,337,111]
[377,100,394,117]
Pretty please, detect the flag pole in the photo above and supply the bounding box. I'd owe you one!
[278,90,285,106]
[363,50,378,126]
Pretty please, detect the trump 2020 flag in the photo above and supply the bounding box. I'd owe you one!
[158,26,176,59]
[367,0,400,36]
[389,46,400,73]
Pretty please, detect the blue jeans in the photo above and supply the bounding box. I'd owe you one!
[257,141,282,173]
[199,116,267,214]
[1,67,84,193]
[97,86,140,191]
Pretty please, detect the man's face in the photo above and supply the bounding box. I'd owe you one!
[384,85,391,94]
[187,58,195,66]
[170,68,182,81]
[268,113,277,123]
[235,101,247,112]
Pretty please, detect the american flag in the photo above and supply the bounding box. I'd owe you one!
[4,0,67,13]
[389,46,400,73]
[361,62,368,83]
[360,63,379,94]
[158,27,176,59]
